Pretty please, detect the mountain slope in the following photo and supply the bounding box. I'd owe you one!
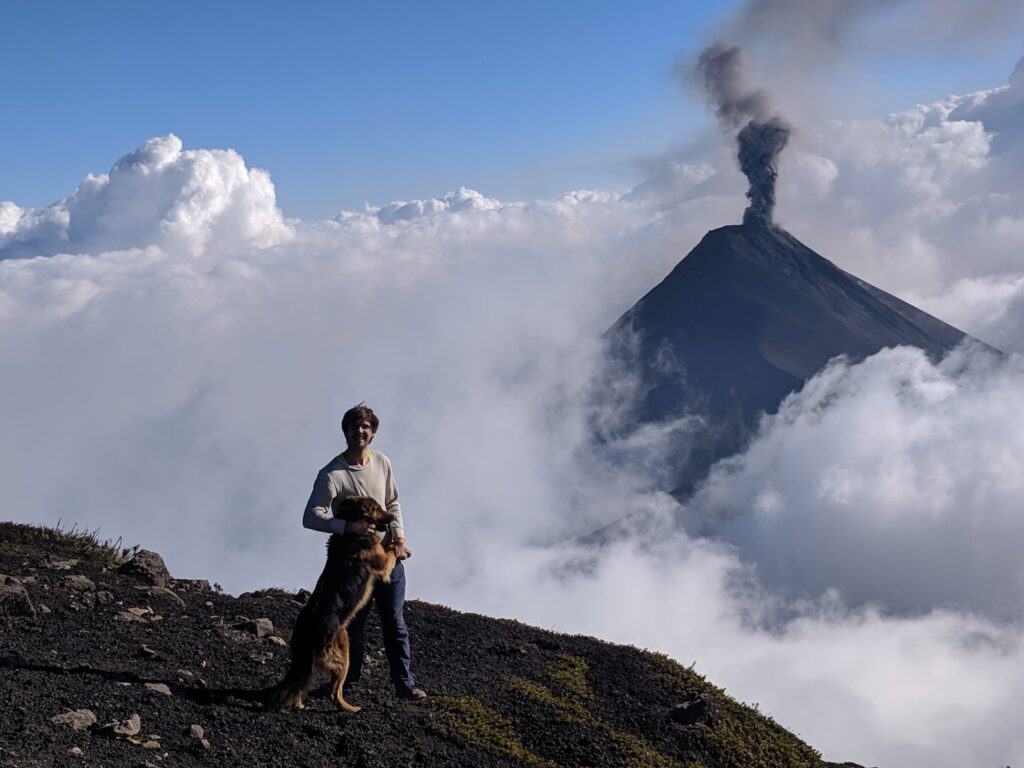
[0,522,862,768]
[607,223,970,494]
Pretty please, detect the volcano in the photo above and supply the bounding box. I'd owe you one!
[607,223,970,496]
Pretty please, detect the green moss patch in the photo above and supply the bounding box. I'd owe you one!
[431,695,556,768]
[544,653,593,700]
[505,676,688,768]
[646,652,823,768]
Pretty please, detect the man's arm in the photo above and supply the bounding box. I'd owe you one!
[384,456,405,542]
[302,470,348,535]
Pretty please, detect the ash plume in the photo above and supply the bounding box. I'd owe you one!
[695,42,791,226]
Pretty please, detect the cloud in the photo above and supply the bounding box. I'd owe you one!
[0,135,293,259]
[684,343,1024,618]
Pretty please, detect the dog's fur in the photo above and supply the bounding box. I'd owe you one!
[267,496,397,713]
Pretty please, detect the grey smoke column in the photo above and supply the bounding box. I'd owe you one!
[695,42,791,226]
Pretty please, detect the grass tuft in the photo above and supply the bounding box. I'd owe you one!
[0,520,140,567]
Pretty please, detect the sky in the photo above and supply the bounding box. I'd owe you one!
[1,0,1022,218]
[3,2,1024,767]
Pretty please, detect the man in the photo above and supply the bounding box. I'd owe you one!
[302,403,426,702]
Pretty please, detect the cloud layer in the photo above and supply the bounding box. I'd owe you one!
[2,55,1024,767]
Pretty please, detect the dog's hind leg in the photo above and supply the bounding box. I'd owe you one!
[328,628,361,714]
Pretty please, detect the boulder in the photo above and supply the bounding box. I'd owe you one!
[0,575,35,617]
[116,550,170,587]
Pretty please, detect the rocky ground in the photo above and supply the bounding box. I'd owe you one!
[0,522,867,767]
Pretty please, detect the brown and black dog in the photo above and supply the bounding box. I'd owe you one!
[267,496,397,713]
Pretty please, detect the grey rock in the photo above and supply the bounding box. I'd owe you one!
[234,617,274,637]
[65,575,96,592]
[116,550,171,587]
[669,695,717,727]
[176,578,212,592]
[44,558,78,570]
[95,713,141,737]
[144,683,172,696]
[139,645,160,659]
[68,746,83,757]
[188,724,211,750]
[96,590,115,605]
[134,585,185,608]
[50,709,97,731]
[0,575,35,617]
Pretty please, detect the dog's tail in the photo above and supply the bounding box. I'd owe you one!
[265,601,321,710]
[265,655,315,710]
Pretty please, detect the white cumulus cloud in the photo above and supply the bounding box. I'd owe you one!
[0,135,293,259]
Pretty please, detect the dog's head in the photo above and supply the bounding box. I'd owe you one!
[331,495,394,533]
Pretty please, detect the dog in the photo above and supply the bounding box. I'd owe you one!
[267,496,397,713]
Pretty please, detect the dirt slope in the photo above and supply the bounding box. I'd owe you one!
[0,522,864,768]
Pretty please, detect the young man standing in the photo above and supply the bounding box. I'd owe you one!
[302,404,426,702]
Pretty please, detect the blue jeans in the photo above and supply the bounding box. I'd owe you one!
[344,559,416,693]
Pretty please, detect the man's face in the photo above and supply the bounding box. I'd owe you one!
[345,419,375,451]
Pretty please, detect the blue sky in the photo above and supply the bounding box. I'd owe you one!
[1,0,1021,218]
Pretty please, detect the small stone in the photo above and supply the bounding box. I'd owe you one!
[96,713,141,737]
[20,575,37,585]
[141,737,161,749]
[68,746,83,757]
[139,645,160,659]
[50,708,97,731]
[176,578,212,592]
[116,551,171,587]
[96,591,115,605]
[187,723,211,750]
[44,558,79,570]
[204,600,214,607]
[65,575,96,592]
[248,650,274,664]
[0,575,35,617]
[134,585,186,608]
[39,604,51,615]
[116,606,154,622]
[176,669,194,680]
[267,635,287,646]
[144,683,172,697]
[234,617,274,637]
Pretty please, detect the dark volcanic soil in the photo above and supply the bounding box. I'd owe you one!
[0,523,857,768]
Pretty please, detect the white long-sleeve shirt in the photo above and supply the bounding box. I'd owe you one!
[302,450,405,543]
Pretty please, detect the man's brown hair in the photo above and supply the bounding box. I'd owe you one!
[341,403,379,435]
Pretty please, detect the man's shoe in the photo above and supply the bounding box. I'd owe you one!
[396,686,427,702]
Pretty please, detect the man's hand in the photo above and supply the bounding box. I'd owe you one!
[392,539,408,558]
[345,519,372,535]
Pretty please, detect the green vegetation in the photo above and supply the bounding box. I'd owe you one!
[544,652,593,700]
[645,652,823,768]
[431,695,556,768]
[505,656,689,768]
[0,520,139,567]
